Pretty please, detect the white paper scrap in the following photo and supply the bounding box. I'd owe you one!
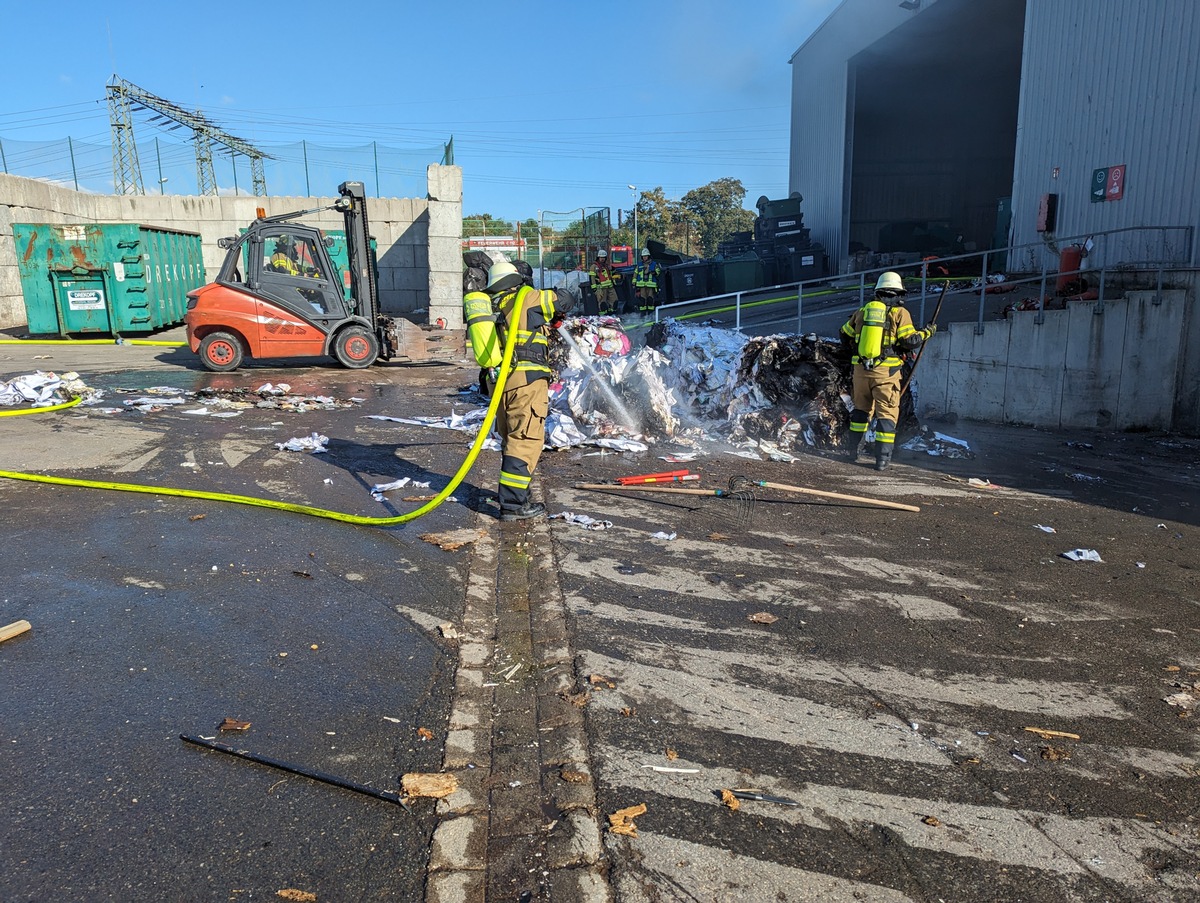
[1035,524,1056,533]
[1061,548,1103,563]
[275,432,329,453]
[370,477,411,501]
[650,531,677,541]
[551,511,614,531]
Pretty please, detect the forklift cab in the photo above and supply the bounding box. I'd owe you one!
[219,225,350,328]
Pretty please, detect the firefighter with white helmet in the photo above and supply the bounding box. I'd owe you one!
[481,257,572,521]
[633,248,663,312]
[840,271,937,470]
[588,248,617,314]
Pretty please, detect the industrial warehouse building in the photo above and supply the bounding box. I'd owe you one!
[789,0,1200,433]
[790,0,1200,273]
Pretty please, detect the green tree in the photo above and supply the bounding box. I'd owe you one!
[680,178,756,257]
[462,213,514,237]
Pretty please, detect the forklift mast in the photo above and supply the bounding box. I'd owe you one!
[338,181,379,322]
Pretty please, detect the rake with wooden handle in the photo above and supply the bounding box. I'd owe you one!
[573,482,755,526]
[728,475,919,513]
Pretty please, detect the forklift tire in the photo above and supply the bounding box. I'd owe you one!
[334,326,379,369]
[199,331,244,372]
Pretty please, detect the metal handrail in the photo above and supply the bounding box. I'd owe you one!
[654,224,1195,335]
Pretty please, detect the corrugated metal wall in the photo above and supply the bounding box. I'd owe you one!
[1011,0,1200,265]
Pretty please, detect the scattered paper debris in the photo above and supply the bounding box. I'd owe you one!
[747,612,779,624]
[641,764,700,774]
[1163,692,1197,711]
[370,477,411,501]
[276,890,317,903]
[551,511,614,531]
[218,718,251,731]
[921,815,942,827]
[417,727,434,742]
[275,432,329,453]
[1061,548,1103,562]
[1035,524,1056,533]
[649,531,677,541]
[608,803,647,836]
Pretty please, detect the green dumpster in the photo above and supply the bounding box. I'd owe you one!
[13,223,205,336]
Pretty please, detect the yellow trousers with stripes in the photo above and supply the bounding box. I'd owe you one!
[497,379,548,511]
[849,364,901,446]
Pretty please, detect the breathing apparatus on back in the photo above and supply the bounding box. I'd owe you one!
[858,271,905,360]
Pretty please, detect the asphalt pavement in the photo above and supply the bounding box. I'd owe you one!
[1,325,1198,903]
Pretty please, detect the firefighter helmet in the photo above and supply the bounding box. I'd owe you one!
[596,249,608,259]
[875,271,905,294]
[485,258,521,293]
[641,248,650,258]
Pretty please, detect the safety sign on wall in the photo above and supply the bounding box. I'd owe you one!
[1091,164,1126,203]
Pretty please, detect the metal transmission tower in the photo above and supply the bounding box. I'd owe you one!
[105,76,270,196]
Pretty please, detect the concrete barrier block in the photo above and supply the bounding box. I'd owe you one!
[1116,292,1181,429]
[426,164,462,203]
[944,321,1009,422]
[1003,311,1066,428]
[428,202,461,239]
[429,237,462,274]
[1058,300,1126,429]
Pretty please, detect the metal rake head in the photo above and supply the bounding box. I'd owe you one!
[719,478,756,528]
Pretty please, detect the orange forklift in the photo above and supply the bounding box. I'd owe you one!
[186,181,402,372]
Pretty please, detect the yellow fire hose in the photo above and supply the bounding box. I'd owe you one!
[0,338,185,346]
[0,317,519,526]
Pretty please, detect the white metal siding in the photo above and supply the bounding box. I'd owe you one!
[1011,0,1200,264]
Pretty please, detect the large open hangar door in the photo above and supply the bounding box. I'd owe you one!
[847,0,1025,265]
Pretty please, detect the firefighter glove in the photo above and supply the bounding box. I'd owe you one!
[923,323,938,339]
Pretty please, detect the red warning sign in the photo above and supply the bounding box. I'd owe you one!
[1106,164,1125,201]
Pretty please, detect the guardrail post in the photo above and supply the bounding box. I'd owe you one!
[735,291,742,332]
[796,281,803,333]
[1154,266,1163,306]
[1095,268,1106,315]
[859,272,866,307]
[1035,258,1048,325]
[977,251,988,334]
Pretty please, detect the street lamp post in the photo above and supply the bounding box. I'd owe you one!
[627,184,638,255]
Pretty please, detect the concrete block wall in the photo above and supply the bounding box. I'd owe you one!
[0,167,463,331]
[917,289,1190,432]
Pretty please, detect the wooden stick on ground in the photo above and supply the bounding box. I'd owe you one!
[750,480,920,513]
[0,620,32,643]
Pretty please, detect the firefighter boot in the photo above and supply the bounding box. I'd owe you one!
[845,436,866,462]
[874,444,893,471]
[500,501,546,522]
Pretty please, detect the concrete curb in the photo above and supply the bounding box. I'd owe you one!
[427,494,610,903]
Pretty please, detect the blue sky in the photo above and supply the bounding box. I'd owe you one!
[0,0,840,220]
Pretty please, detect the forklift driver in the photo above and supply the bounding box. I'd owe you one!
[269,236,302,276]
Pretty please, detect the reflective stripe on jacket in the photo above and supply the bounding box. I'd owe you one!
[634,261,661,289]
[495,284,559,384]
[589,263,613,289]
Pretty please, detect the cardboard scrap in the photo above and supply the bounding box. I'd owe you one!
[589,674,617,689]
[401,772,458,799]
[720,789,740,811]
[419,528,485,551]
[921,815,941,827]
[1040,745,1071,761]
[417,727,435,742]
[748,612,779,624]
[608,803,647,836]
[562,690,590,708]
[561,768,590,784]
[276,890,317,902]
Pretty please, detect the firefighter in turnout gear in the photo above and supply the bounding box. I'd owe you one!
[589,249,617,314]
[484,258,572,521]
[840,271,936,470]
[633,248,662,311]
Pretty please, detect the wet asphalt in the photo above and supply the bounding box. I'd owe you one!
[0,337,478,902]
[2,325,1200,902]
